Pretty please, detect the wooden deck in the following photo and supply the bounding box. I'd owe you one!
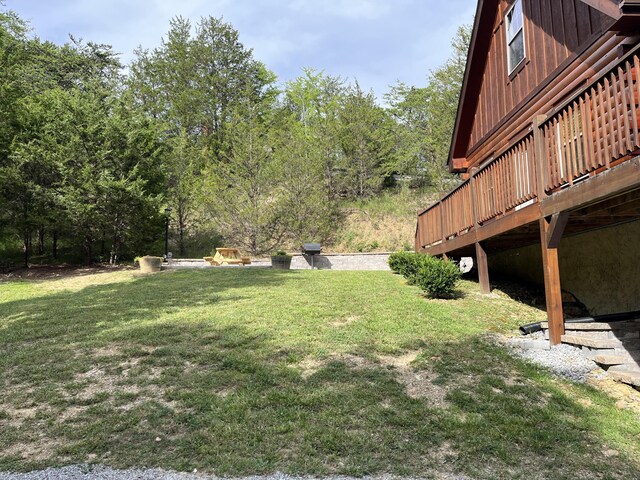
[416,46,640,345]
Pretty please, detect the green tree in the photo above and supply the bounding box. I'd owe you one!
[386,24,471,192]
[338,83,395,198]
[283,69,345,200]
[272,114,341,246]
[129,15,278,256]
[200,98,285,255]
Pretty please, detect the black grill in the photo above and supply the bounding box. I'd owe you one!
[302,243,321,269]
[302,243,321,255]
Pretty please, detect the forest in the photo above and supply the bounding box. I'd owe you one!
[0,6,470,266]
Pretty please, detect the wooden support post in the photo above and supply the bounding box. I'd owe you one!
[475,241,491,295]
[470,168,490,294]
[539,215,567,345]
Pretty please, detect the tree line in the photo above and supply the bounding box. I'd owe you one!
[0,6,470,265]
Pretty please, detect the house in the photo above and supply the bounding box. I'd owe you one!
[415,0,640,371]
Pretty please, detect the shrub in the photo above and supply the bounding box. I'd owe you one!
[388,251,418,276]
[388,251,430,285]
[389,251,461,298]
[415,256,461,298]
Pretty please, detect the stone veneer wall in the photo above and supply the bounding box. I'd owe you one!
[290,253,390,271]
[488,220,640,315]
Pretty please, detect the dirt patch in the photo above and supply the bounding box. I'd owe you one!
[330,315,360,327]
[380,351,450,406]
[0,437,64,463]
[0,405,41,428]
[297,358,324,379]
[586,372,640,415]
[297,351,450,406]
[0,264,135,282]
[379,351,420,368]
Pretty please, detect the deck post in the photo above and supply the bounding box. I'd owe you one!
[438,195,446,246]
[539,215,567,345]
[469,168,490,294]
[533,114,549,199]
[475,241,491,294]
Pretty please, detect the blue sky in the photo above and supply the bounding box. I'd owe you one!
[6,0,476,99]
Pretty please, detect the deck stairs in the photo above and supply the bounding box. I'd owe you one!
[541,319,640,388]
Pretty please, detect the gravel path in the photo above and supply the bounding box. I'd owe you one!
[0,466,473,480]
[506,332,599,383]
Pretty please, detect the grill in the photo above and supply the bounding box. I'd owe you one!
[302,243,322,269]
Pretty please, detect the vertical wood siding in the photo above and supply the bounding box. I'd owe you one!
[468,0,610,150]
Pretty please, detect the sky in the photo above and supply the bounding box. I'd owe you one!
[6,0,476,100]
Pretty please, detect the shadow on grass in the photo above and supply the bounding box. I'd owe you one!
[0,268,296,345]
[416,337,640,480]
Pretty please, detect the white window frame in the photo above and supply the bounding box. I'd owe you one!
[505,0,526,74]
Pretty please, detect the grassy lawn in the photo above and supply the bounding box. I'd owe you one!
[1,269,639,479]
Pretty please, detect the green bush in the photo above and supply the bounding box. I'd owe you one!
[389,251,461,298]
[388,251,418,276]
[388,251,429,285]
[415,256,461,298]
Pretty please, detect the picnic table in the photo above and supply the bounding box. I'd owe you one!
[204,248,251,266]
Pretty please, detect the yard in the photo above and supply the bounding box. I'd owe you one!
[1,268,639,480]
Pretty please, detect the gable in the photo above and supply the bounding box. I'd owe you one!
[450,0,617,172]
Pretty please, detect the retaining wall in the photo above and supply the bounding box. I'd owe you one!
[290,253,390,271]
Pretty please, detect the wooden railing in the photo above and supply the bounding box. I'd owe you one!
[474,133,537,223]
[416,133,537,249]
[416,49,640,252]
[541,53,640,192]
[442,181,474,239]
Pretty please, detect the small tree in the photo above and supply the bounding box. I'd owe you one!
[201,98,286,255]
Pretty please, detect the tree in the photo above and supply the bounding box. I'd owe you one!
[338,83,395,198]
[200,98,286,255]
[386,24,472,192]
[283,69,345,200]
[272,113,341,247]
[128,15,278,256]
[1,20,166,266]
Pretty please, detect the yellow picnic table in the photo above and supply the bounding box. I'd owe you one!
[204,248,251,266]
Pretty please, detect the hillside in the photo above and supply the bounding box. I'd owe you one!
[329,189,439,253]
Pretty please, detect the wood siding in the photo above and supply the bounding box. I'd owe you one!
[416,48,640,255]
[468,0,611,151]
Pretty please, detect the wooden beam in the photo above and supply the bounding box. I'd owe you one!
[546,212,570,248]
[540,157,640,217]
[533,115,549,199]
[579,0,621,19]
[539,218,565,345]
[475,242,491,294]
[451,157,468,171]
[574,188,640,217]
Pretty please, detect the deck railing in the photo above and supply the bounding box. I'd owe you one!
[474,133,537,223]
[416,49,640,252]
[541,54,640,192]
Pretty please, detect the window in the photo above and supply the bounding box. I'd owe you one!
[506,0,525,74]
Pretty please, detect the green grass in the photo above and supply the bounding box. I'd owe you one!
[0,269,639,479]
